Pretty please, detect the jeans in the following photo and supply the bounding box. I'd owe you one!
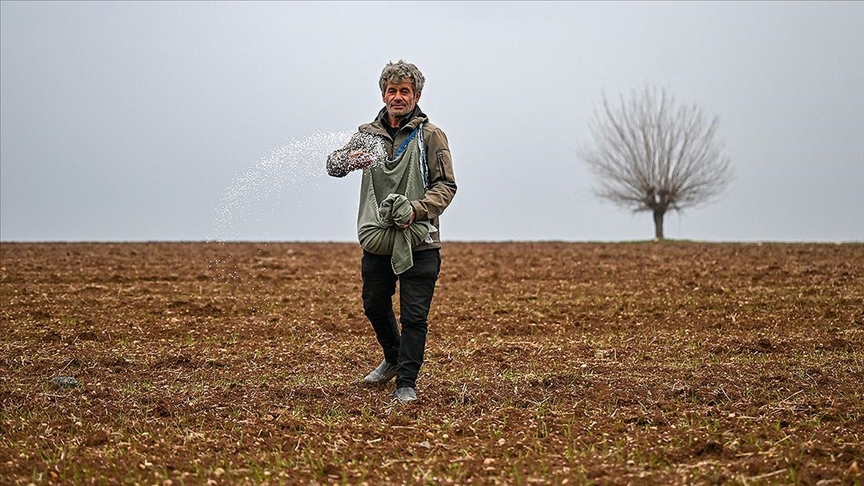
[361,248,441,389]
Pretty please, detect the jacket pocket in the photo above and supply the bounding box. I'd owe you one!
[435,148,454,182]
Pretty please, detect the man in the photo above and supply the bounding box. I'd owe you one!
[326,60,457,403]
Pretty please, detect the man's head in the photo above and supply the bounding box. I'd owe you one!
[379,60,425,96]
[379,60,424,126]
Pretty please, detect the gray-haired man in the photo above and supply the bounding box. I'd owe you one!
[326,60,457,403]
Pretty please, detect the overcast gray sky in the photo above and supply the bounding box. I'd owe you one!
[2,1,862,243]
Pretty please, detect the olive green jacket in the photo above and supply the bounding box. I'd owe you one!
[327,107,457,252]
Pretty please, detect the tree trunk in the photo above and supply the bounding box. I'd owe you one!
[653,209,665,241]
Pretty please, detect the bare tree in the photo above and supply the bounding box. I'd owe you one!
[581,87,733,240]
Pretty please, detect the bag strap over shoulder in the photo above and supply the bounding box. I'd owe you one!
[392,126,418,160]
[418,124,428,190]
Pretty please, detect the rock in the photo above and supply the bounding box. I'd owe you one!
[85,429,109,447]
[52,376,78,388]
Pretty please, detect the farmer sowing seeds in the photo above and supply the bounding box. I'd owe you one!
[326,60,457,404]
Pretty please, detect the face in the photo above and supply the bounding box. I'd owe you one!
[382,78,421,122]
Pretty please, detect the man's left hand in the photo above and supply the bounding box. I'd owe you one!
[398,207,415,229]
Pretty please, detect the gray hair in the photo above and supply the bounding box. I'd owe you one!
[379,60,425,95]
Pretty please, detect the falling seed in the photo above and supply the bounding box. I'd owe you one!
[209,130,359,242]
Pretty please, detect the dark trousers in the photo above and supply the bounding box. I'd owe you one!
[361,248,441,389]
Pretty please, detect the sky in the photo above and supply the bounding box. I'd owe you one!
[1,1,862,243]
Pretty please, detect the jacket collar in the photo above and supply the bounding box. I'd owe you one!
[375,105,427,132]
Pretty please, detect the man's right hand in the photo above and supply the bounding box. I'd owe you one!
[347,150,377,171]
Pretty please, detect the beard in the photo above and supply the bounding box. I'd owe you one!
[387,102,415,120]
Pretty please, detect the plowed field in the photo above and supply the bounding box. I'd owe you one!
[1,242,862,485]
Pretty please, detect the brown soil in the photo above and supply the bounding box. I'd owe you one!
[1,241,862,485]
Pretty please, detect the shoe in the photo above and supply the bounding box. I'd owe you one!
[392,387,417,403]
[363,360,398,385]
